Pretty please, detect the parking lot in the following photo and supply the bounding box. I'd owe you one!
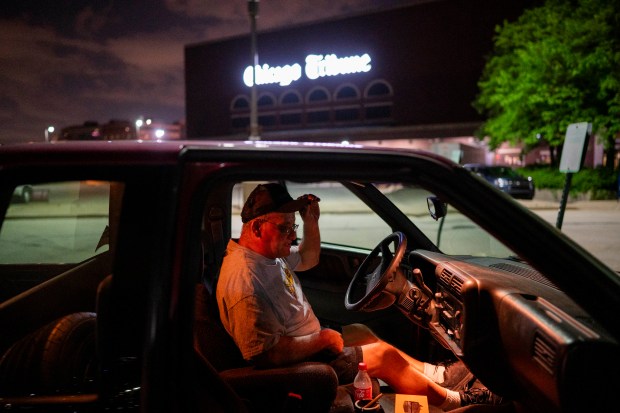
[519,198,620,271]
[2,184,619,272]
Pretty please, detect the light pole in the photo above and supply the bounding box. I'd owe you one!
[44,126,54,142]
[135,119,143,140]
[248,0,260,140]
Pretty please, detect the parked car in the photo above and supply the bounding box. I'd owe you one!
[463,163,535,200]
[11,185,33,203]
[0,140,617,413]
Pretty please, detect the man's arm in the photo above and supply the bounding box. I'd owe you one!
[296,195,321,271]
[252,328,343,367]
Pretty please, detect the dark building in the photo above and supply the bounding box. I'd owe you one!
[185,0,535,159]
[59,120,137,141]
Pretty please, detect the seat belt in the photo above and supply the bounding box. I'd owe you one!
[204,205,225,295]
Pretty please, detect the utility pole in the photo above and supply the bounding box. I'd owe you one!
[248,0,260,140]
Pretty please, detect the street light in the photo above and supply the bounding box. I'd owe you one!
[248,0,260,140]
[44,126,55,142]
[135,119,143,139]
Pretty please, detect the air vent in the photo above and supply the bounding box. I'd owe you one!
[532,333,557,375]
[450,277,463,299]
[438,268,463,299]
[438,268,452,285]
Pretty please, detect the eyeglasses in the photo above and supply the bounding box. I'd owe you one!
[261,220,299,235]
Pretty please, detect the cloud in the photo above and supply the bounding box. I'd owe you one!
[0,19,189,143]
[74,3,117,38]
[107,30,191,72]
[0,20,106,141]
[165,0,392,23]
[0,0,418,143]
[164,0,410,40]
[164,0,247,20]
[103,32,186,100]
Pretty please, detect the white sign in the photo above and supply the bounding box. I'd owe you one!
[243,53,372,87]
[243,63,302,87]
[559,122,591,173]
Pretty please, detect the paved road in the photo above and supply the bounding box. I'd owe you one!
[518,199,620,271]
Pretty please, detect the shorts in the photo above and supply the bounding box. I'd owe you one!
[310,345,363,385]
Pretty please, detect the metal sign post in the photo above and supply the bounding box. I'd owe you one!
[248,0,260,141]
[556,122,591,229]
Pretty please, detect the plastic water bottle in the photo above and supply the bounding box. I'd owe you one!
[353,362,372,401]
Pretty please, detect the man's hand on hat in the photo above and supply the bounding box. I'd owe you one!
[298,194,320,221]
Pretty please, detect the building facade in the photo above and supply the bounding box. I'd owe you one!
[58,119,184,142]
[185,0,541,164]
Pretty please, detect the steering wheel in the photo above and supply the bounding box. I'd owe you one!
[345,232,408,312]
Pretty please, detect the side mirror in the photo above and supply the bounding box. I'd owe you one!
[427,197,447,221]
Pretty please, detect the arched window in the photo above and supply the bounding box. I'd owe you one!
[279,90,302,126]
[364,80,393,98]
[231,95,250,110]
[334,84,361,123]
[335,84,360,101]
[257,93,276,107]
[364,80,393,122]
[306,87,330,103]
[280,90,302,105]
[306,87,331,124]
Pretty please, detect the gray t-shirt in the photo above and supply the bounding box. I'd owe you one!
[216,240,321,360]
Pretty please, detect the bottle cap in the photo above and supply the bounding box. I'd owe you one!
[358,362,367,370]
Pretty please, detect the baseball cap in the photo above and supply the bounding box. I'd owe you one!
[241,183,308,223]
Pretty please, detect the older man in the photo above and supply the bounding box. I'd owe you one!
[216,183,504,410]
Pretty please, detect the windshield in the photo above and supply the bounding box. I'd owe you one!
[247,181,518,260]
[380,184,517,258]
[484,167,524,178]
[233,180,616,270]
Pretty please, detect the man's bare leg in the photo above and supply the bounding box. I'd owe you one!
[342,324,425,373]
[360,341,449,406]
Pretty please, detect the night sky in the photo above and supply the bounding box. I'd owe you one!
[0,0,417,144]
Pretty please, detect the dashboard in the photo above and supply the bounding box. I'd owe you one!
[406,249,619,413]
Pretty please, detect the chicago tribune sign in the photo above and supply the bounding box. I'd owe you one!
[243,53,372,87]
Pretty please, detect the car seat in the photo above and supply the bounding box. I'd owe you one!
[193,281,358,413]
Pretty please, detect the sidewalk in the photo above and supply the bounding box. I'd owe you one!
[519,198,620,211]
[519,188,620,211]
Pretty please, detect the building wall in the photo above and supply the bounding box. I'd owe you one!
[185,0,534,140]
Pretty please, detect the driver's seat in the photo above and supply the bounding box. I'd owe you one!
[193,281,356,413]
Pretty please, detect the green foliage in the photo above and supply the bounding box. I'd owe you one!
[519,166,565,190]
[572,167,619,195]
[474,0,620,160]
[519,166,619,197]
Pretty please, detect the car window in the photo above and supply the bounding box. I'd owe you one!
[0,181,114,265]
[231,181,391,250]
[486,167,520,178]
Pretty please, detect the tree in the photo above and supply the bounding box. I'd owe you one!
[474,0,620,167]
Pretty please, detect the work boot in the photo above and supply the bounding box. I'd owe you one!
[433,360,475,390]
[459,387,506,406]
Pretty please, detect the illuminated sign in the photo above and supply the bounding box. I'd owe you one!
[243,63,302,87]
[243,53,372,87]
